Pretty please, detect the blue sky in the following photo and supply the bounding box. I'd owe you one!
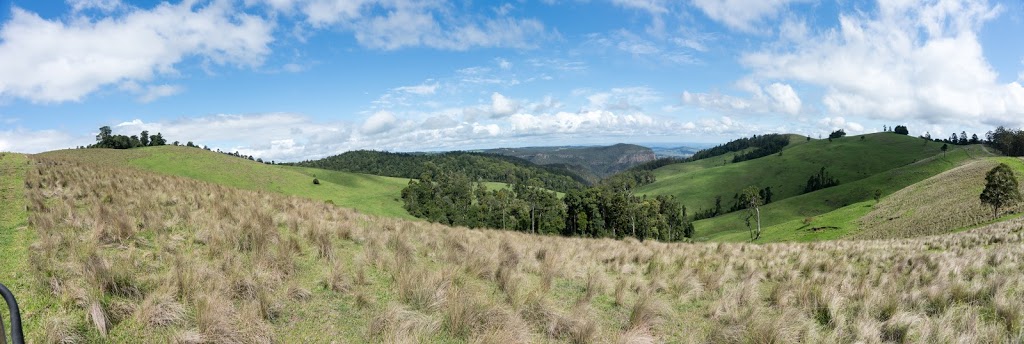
[1,0,1023,162]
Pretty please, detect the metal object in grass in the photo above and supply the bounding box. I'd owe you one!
[0,282,24,344]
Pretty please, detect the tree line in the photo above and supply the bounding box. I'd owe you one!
[88,126,168,149]
[85,126,277,164]
[294,150,586,193]
[686,133,790,162]
[400,165,694,242]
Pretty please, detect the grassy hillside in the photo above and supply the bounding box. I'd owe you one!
[36,147,413,219]
[695,144,995,242]
[853,157,1024,239]
[8,151,1024,342]
[638,133,946,214]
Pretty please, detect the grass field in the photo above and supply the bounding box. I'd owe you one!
[638,133,948,216]
[853,157,1024,239]
[6,151,1024,342]
[0,153,64,341]
[634,133,995,242]
[36,146,414,219]
[695,145,995,242]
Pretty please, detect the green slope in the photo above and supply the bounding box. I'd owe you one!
[695,144,994,242]
[638,133,947,214]
[851,156,1024,240]
[36,146,414,219]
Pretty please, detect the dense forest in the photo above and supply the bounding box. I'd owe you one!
[686,133,790,162]
[401,166,694,242]
[986,126,1024,156]
[292,150,588,192]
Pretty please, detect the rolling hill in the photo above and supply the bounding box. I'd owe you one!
[35,146,414,219]
[4,148,1024,342]
[291,150,587,191]
[637,133,1004,241]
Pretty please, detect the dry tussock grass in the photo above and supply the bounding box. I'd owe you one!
[857,159,1024,239]
[21,154,1024,342]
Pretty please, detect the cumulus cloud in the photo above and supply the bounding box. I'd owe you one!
[0,2,273,103]
[0,128,83,153]
[741,0,1024,127]
[361,111,398,134]
[763,83,801,115]
[682,81,801,116]
[489,92,520,118]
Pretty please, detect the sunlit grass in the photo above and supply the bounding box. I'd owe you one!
[5,150,1024,342]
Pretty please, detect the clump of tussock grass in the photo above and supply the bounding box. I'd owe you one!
[368,303,441,344]
[43,311,82,344]
[626,292,671,334]
[322,258,352,294]
[137,287,186,327]
[395,263,452,312]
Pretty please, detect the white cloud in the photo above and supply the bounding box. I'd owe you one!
[361,111,398,134]
[508,110,657,136]
[741,0,1024,127]
[68,0,124,13]
[764,83,801,115]
[267,0,551,51]
[394,83,439,95]
[496,57,512,70]
[682,81,802,117]
[611,0,668,14]
[0,128,82,153]
[0,2,273,103]
[818,116,865,133]
[489,92,519,117]
[585,87,661,111]
[137,84,183,103]
[692,0,809,33]
[584,30,698,65]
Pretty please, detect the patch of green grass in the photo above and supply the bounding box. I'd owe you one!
[691,144,993,242]
[0,153,62,340]
[716,200,875,242]
[36,147,414,219]
[639,133,951,215]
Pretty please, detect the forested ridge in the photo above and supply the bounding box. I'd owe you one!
[292,150,588,193]
[482,143,657,180]
[401,165,694,242]
[685,133,790,162]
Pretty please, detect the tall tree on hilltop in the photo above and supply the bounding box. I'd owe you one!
[980,163,1022,219]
